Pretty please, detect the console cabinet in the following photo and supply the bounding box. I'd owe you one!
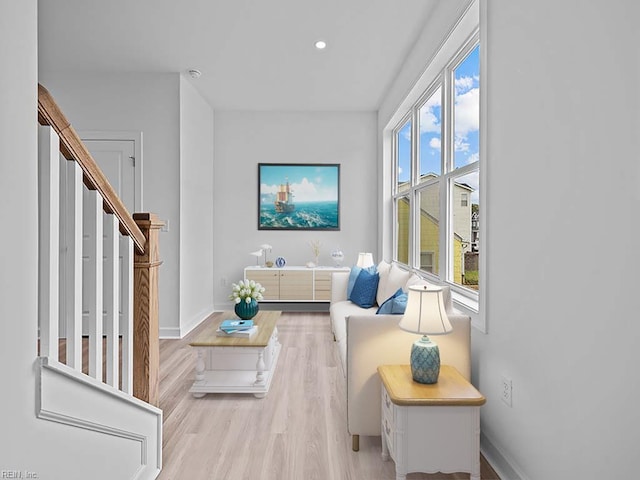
[244,266,349,302]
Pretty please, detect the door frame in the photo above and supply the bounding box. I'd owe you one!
[78,130,144,212]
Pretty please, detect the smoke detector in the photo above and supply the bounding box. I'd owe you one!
[187,69,202,79]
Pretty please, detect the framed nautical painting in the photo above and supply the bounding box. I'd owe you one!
[258,163,340,230]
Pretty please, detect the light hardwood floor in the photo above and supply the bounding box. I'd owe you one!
[157,312,500,480]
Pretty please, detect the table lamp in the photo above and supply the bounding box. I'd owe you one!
[398,285,452,384]
[356,252,374,268]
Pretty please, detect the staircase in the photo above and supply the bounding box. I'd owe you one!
[35,84,163,479]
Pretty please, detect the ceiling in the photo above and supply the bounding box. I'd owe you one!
[38,0,438,111]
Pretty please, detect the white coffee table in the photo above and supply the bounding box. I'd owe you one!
[189,310,281,398]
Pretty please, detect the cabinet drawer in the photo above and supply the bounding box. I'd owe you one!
[381,386,395,458]
[314,270,336,301]
[382,386,394,424]
[383,416,395,458]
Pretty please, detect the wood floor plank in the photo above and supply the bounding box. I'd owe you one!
[157,312,500,480]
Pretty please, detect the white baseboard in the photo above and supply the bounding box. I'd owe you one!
[160,308,214,339]
[481,432,528,480]
[159,327,181,339]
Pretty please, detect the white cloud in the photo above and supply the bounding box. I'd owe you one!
[261,183,278,195]
[466,152,479,165]
[429,137,441,150]
[454,135,470,152]
[454,87,479,136]
[455,75,479,94]
[419,87,441,134]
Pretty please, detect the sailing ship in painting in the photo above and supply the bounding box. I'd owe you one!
[274,180,295,213]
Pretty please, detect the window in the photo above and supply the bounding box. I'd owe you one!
[391,40,480,298]
[420,251,434,273]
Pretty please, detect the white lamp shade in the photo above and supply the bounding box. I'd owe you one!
[399,285,452,335]
[356,252,374,268]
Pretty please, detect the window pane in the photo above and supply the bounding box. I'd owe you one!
[453,45,480,170]
[395,196,410,265]
[450,170,479,289]
[396,120,411,190]
[419,86,442,181]
[418,183,440,275]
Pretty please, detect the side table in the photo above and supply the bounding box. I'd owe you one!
[377,364,486,480]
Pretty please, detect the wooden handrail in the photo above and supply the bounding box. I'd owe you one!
[37,83,145,254]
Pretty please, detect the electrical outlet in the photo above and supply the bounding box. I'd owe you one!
[501,376,512,407]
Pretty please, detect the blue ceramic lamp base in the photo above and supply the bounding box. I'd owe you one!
[410,335,441,384]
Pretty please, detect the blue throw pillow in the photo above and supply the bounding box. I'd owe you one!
[376,288,408,314]
[347,265,377,298]
[390,292,408,314]
[349,269,380,308]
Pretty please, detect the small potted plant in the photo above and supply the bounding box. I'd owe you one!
[229,279,265,320]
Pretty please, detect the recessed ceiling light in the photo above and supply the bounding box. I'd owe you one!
[314,40,327,50]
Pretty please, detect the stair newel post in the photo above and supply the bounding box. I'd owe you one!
[132,213,164,406]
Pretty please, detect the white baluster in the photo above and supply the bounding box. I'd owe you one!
[60,159,83,370]
[85,190,103,381]
[38,126,60,359]
[104,214,119,388]
[120,236,134,394]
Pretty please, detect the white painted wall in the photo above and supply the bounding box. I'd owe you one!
[213,111,377,310]
[37,72,182,334]
[380,0,640,478]
[179,77,214,336]
[2,3,160,478]
[0,0,40,471]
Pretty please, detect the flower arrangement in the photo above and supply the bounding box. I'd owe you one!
[229,279,265,304]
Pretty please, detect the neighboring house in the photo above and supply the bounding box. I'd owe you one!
[397,175,474,284]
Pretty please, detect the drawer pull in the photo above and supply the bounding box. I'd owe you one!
[384,395,391,409]
[385,420,391,435]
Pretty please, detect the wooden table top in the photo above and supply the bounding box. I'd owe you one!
[189,310,281,348]
[377,364,486,407]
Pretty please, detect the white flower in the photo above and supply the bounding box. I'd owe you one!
[228,279,264,303]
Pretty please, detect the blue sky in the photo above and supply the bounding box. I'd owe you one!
[260,164,339,203]
[397,45,480,202]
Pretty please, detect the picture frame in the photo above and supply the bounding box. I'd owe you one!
[258,163,340,231]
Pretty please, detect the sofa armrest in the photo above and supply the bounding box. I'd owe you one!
[346,313,470,437]
[331,271,349,304]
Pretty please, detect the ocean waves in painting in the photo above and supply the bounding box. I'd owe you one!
[260,201,339,229]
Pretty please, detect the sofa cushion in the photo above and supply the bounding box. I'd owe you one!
[330,300,377,343]
[378,264,412,303]
[347,265,377,298]
[349,269,380,308]
[376,261,392,306]
[376,288,408,314]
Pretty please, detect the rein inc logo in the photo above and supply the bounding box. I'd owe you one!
[1,471,38,479]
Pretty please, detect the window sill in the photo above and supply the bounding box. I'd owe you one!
[451,290,485,333]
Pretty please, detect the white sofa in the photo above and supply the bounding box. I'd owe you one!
[329,261,471,451]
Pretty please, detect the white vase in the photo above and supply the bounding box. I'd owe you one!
[331,248,345,267]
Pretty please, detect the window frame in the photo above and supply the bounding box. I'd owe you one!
[390,29,483,324]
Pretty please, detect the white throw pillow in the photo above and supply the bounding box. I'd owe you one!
[376,260,392,306]
[382,264,411,302]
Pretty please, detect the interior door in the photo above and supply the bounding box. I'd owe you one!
[81,140,136,334]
